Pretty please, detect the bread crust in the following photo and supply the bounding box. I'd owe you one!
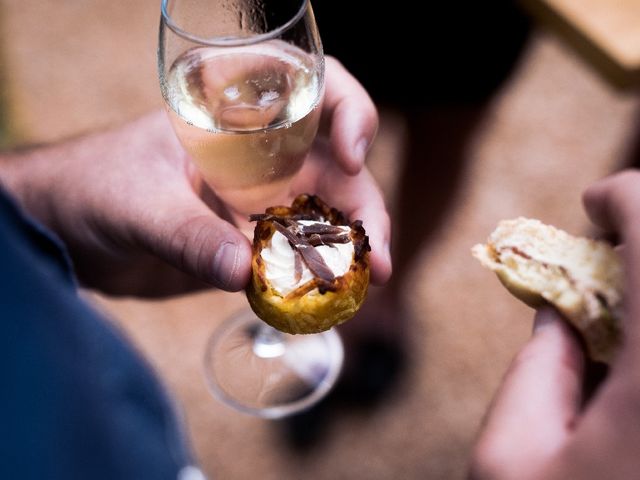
[473,217,623,363]
[246,194,370,334]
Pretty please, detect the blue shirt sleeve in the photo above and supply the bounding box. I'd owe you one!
[0,188,193,480]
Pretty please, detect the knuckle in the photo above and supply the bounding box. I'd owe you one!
[324,55,341,69]
[609,170,640,201]
[612,169,640,186]
[587,169,640,202]
[508,341,540,372]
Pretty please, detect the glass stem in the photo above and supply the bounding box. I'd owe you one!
[252,324,286,358]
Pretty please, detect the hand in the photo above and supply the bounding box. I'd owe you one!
[469,169,640,480]
[0,57,391,297]
[294,57,390,286]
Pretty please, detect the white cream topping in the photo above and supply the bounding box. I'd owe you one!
[261,220,354,295]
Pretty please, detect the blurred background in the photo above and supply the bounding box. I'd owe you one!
[2,0,640,478]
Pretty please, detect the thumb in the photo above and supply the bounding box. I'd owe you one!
[470,308,584,479]
[133,194,252,292]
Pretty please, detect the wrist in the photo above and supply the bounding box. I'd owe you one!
[0,149,32,206]
[0,144,67,230]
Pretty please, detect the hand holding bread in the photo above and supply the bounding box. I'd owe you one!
[473,217,623,363]
[469,173,640,480]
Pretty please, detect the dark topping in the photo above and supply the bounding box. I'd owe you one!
[249,194,370,292]
[308,233,323,246]
[595,291,610,310]
[351,220,371,260]
[272,222,336,282]
[316,279,335,294]
[301,224,346,235]
[291,194,347,225]
[249,213,320,223]
[308,233,351,247]
[251,213,351,247]
[293,249,303,283]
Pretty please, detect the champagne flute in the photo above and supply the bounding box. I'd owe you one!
[158,0,344,418]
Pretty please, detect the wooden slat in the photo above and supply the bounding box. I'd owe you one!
[521,0,640,86]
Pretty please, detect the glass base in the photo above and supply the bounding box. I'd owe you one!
[203,309,344,419]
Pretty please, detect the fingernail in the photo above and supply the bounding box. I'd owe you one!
[212,241,239,290]
[354,138,369,166]
[533,307,556,334]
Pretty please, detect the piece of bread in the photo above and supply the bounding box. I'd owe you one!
[472,217,623,363]
[246,194,370,334]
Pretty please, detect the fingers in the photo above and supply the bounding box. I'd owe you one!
[304,155,392,285]
[583,170,640,235]
[344,170,392,285]
[470,308,584,480]
[583,169,640,349]
[294,145,392,285]
[321,56,378,175]
[132,187,252,292]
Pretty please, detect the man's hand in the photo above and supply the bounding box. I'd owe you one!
[0,57,391,297]
[470,169,640,480]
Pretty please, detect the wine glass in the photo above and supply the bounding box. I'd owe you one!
[158,0,344,419]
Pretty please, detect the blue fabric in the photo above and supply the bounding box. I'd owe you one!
[0,189,191,479]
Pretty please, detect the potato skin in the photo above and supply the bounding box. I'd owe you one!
[246,194,370,334]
